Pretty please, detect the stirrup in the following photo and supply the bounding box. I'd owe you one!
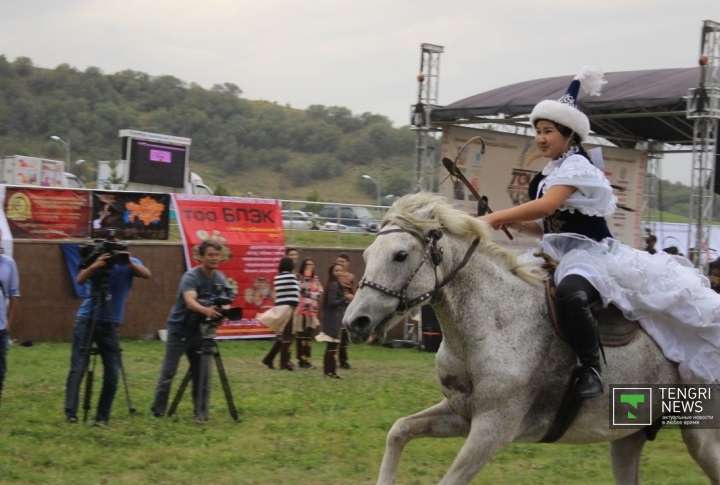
[574,366,603,399]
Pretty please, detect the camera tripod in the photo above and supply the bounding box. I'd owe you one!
[167,323,239,422]
[66,283,136,423]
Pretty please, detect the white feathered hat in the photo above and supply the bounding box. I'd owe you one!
[529,66,606,141]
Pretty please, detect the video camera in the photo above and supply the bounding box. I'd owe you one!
[196,294,243,323]
[186,284,243,338]
[79,228,130,271]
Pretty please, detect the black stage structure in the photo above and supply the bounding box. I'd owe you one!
[431,67,699,148]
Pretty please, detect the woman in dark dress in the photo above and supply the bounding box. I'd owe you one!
[316,263,352,379]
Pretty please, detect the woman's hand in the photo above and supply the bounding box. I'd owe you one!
[477,213,504,230]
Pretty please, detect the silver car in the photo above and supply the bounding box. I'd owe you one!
[282,210,314,230]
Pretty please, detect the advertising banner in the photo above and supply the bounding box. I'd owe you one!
[12,155,41,186]
[438,126,646,248]
[92,191,170,240]
[172,194,285,339]
[40,159,65,187]
[4,187,90,239]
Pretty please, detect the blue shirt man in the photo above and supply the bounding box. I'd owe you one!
[0,249,21,405]
[64,233,151,427]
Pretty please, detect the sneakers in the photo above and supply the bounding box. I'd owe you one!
[90,420,111,431]
[298,361,316,369]
[340,363,351,369]
[66,416,78,424]
[261,358,275,369]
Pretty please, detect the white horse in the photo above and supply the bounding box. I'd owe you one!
[343,192,720,485]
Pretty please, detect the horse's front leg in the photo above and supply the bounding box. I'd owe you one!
[437,408,521,485]
[377,398,470,485]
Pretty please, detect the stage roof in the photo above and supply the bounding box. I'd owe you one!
[431,68,700,149]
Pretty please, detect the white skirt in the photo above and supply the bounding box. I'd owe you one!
[538,233,720,384]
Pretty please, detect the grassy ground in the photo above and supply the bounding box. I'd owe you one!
[0,340,708,485]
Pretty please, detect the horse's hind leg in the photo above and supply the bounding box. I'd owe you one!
[682,427,720,484]
[609,431,646,485]
[377,399,470,485]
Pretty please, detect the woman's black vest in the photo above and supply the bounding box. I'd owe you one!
[528,163,612,241]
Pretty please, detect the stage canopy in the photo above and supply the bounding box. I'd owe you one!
[431,68,700,149]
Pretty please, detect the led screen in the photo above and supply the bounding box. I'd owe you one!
[126,139,186,188]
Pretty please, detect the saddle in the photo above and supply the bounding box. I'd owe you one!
[545,279,640,347]
[538,252,640,347]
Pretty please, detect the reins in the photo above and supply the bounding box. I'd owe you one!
[358,227,480,315]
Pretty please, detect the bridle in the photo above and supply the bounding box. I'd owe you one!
[357,227,480,315]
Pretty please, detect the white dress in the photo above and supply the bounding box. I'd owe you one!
[535,149,720,384]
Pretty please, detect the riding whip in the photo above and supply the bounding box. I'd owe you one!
[441,136,513,240]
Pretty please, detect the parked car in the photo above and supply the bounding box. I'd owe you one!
[316,205,380,233]
[318,221,350,232]
[281,210,314,230]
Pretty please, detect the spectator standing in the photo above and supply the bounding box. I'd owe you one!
[260,257,300,371]
[335,252,356,369]
[285,247,300,269]
[295,258,323,369]
[0,232,19,406]
[316,263,352,379]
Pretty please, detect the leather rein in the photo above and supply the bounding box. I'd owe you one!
[358,227,480,315]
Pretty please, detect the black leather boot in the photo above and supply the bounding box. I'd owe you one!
[555,290,603,399]
[262,338,281,369]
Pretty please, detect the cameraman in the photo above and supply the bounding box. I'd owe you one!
[151,240,230,423]
[64,229,151,427]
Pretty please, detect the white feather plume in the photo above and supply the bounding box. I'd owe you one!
[575,65,606,96]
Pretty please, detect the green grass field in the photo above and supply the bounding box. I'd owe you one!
[0,340,709,485]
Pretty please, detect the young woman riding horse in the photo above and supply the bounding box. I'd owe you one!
[478,67,720,395]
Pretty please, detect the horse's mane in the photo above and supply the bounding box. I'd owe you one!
[382,192,546,287]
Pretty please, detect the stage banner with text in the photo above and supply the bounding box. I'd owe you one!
[4,186,91,239]
[92,191,170,240]
[173,194,285,339]
[438,126,646,249]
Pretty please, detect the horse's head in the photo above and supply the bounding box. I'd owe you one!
[343,192,483,344]
[343,225,444,343]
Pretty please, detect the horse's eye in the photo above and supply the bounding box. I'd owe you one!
[393,251,408,262]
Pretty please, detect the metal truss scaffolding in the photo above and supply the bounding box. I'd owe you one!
[641,142,664,242]
[410,43,443,193]
[687,20,720,273]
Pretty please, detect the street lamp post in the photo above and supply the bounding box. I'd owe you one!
[50,135,70,168]
[362,174,381,207]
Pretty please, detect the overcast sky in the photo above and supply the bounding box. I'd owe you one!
[1,0,717,185]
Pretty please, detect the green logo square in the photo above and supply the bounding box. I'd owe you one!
[612,387,652,426]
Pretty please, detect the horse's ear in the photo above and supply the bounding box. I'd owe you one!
[414,204,437,221]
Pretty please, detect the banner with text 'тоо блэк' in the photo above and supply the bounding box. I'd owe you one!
[173,194,285,339]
